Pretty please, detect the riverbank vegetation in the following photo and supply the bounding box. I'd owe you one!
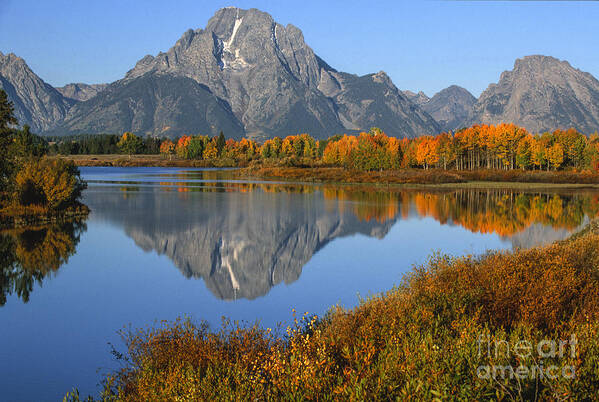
[51,124,599,173]
[244,166,599,186]
[68,222,599,400]
[0,89,87,229]
[51,124,599,185]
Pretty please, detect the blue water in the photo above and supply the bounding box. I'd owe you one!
[0,167,583,401]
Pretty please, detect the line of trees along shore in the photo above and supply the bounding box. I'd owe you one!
[51,124,599,172]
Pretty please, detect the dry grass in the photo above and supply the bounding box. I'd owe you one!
[243,166,599,188]
[243,166,467,185]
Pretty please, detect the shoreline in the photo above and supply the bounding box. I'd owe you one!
[52,154,599,189]
[0,203,90,231]
[86,218,599,400]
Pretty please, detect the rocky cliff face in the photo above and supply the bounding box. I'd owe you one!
[468,55,599,134]
[56,83,108,102]
[319,70,440,135]
[0,52,73,132]
[51,73,246,139]
[54,7,439,139]
[421,85,476,131]
[403,90,430,106]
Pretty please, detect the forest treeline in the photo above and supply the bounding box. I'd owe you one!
[51,124,599,172]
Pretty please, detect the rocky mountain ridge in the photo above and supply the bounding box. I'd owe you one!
[56,83,108,102]
[2,11,599,137]
[2,8,440,139]
[0,51,73,132]
[467,55,599,134]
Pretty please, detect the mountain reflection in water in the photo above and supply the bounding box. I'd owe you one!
[82,169,598,301]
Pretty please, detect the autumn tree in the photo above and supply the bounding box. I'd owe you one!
[14,159,86,209]
[176,136,191,158]
[584,134,599,171]
[530,137,547,171]
[553,128,586,168]
[260,137,283,159]
[230,138,258,160]
[188,136,210,159]
[117,132,143,156]
[547,143,564,170]
[322,135,358,167]
[204,139,219,159]
[260,141,273,159]
[436,133,455,170]
[159,139,176,160]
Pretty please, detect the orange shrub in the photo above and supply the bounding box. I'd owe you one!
[87,229,599,401]
[14,158,86,210]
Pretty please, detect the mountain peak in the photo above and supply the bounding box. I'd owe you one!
[56,83,109,102]
[403,90,430,106]
[104,7,439,139]
[512,55,575,73]
[469,55,599,133]
[0,52,72,132]
[420,85,476,131]
[516,54,562,65]
[0,52,26,66]
[372,71,392,84]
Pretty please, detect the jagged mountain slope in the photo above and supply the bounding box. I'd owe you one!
[403,90,430,106]
[468,55,599,134]
[54,7,440,139]
[49,73,245,138]
[56,83,108,102]
[319,70,440,135]
[0,52,73,132]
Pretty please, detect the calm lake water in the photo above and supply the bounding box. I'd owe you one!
[1,167,597,401]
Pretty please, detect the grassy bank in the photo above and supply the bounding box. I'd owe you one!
[243,166,599,188]
[71,222,599,401]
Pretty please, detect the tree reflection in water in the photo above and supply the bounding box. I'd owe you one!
[0,219,87,305]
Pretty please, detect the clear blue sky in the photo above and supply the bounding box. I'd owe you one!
[1,0,598,97]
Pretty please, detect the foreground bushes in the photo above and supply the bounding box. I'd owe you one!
[75,230,599,401]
